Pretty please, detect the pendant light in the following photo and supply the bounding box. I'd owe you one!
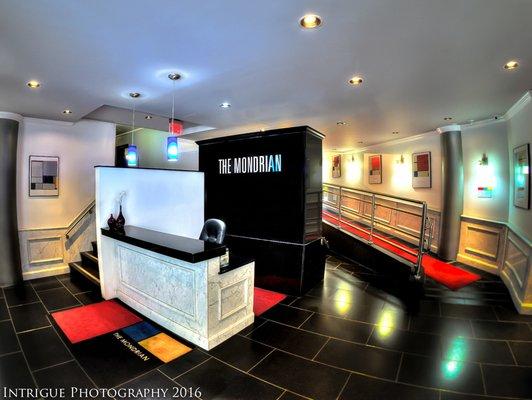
[126,92,140,167]
[167,73,181,161]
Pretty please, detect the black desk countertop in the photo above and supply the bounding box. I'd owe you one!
[219,254,255,275]
[101,226,226,263]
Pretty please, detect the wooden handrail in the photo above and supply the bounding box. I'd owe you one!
[65,200,95,239]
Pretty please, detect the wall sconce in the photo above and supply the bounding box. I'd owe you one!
[396,154,405,164]
[351,154,355,162]
[477,153,494,198]
[167,136,179,162]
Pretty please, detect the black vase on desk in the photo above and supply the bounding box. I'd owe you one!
[107,214,117,231]
[115,205,126,233]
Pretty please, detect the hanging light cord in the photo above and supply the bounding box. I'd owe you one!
[132,100,137,145]
[171,79,176,134]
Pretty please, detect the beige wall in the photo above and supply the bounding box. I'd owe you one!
[507,95,532,240]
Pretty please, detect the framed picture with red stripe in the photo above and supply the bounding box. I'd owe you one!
[332,154,341,178]
[412,151,432,188]
[368,154,382,184]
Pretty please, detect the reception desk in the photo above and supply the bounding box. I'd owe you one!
[99,226,255,350]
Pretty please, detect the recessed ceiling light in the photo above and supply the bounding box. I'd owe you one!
[504,60,519,70]
[129,92,141,98]
[260,128,266,132]
[444,117,453,121]
[357,141,364,144]
[392,131,399,134]
[220,102,231,109]
[145,115,153,120]
[62,109,72,115]
[299,14,322,29]
[348,76,363,86]
[27,80,41,89]
[168,73,181,81]
[337,121,348,126]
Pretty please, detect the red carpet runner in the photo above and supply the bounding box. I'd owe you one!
[323,212,480,290]
[52,300,142,343]
[254,287,287,316]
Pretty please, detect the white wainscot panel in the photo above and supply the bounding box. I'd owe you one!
[118,246,199,319]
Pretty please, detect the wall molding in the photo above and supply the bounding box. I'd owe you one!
[504,91,532,120]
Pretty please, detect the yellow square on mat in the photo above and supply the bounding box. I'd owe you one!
[138,333,191,363]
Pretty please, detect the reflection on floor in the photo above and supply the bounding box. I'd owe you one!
[1,256,532,399]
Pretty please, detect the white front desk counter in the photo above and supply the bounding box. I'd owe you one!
[99,225,255,350]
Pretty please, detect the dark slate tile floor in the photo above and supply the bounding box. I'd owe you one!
[1,255,531,399]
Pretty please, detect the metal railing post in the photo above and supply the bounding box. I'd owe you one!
[415,203,428,278]
[369,194,376,243]
[338,188,343,228]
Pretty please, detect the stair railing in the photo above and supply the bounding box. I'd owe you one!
[323,183,433,280]
[65,200,96,239]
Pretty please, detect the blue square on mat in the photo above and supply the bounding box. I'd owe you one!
[122,322,160,342]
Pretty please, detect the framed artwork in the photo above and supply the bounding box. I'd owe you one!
[368,154,382,184]
[513,143,530,209]
[29,155,59,197]
[332,154,341,178]
[412,151,432,188]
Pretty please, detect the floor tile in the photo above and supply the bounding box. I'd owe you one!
[31,276,63,292]
[238,317,267,336]
[441,303,497,320]
[471,320,532,340]
[10,302,50,332]
[177,357,281,400]
[250,350,349,400]
[316,338,402,380]
[118,369,177,400]
[397,353,484,394]
[278,391,308,400]
[261,304,313,327]
[409,315,473,337]
[440,336,514,365]
[368,326,441,357]
[493,304,532,323]
[74,290,103,305]
[440,392,508,400]
[209,334,273,371]
[0,352,36,390]
[416,300,441,316]
[249,321,328,359]
[0,300,9,320]
[71,332,162,387]
[158,348,210,379]
[300,313,373,343]
[37,287,81,312]
[4,285,39,307]
[291,296,384,325]
[339,372,439,400]
[509,341,532,366]
[33,360,97,397]
[0,320,20,355]
[482,364,532,398]
[279,295,298,305]
[60,277,96,295]
[18,326,72,370]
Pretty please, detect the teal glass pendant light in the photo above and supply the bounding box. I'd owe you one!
[167,73,181,161]
[126,92,140,167]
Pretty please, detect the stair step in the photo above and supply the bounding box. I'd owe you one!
[81,251,99,271]
[69,262,100,286]
[91,241,97,255]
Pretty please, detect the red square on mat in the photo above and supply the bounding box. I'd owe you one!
[52,300,142,344]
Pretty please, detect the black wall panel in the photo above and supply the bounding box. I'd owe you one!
[198,126,325,295]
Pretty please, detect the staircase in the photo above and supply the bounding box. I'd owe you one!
[69,241,101,286]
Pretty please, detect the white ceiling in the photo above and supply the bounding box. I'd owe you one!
[1,0,531,150]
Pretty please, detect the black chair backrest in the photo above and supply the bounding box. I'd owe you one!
[199,219,226,244]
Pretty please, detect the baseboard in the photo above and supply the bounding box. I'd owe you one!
[456,253,499,274]
[22,264,70,281]
[501,269,532,315]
